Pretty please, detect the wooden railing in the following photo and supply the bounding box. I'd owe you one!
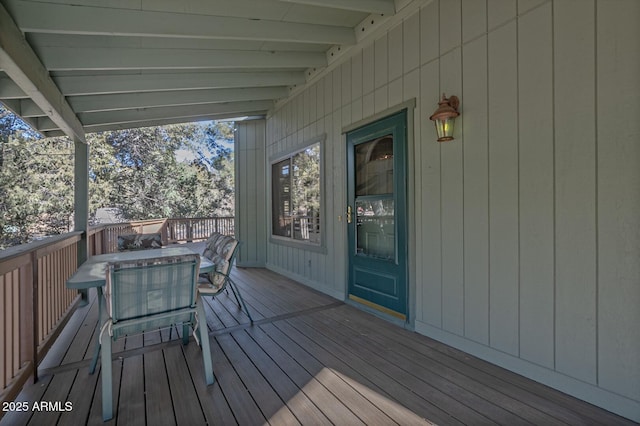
[0,216,233,411]
[88,218,170,254]
[0,233,82,408]
[167,217,234,243]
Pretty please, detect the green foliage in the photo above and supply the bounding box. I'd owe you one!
[0,135,74,246]
[0,106,236,249]
[292,143,321,216]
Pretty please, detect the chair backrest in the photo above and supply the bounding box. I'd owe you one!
[202,233,239,287]
[105,254,200,338]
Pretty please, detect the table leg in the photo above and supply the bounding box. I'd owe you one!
[89,287,105,374]
[78,289,89,307]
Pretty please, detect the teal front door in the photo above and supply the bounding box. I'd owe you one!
[346,110,408,320]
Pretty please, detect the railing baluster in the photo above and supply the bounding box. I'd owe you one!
[12,272,19,380]
[1,273,6,388]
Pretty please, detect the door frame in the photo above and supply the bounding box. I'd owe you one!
[342,100,416,326]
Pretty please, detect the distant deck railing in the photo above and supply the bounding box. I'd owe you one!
[0,216,233,411]
[167,217,234,243]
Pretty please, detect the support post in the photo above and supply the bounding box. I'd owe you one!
[74,136,89,304]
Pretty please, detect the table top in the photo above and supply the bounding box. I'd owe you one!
[66,246,214,290]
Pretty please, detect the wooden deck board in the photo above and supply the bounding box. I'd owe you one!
[117,355,145,426]
[336,306,633,426]
[142,350,173,426]
[273,318,455,425]
[183,343,237,425]
[304,309,530,425]
[164,345,206,425]
[231,329,331,425]
[217,333,300,425]
[261,322,402,426]
[244,324,362,426]
[58,365,99,425]
[2,266,635,426]
[208,337,266,425]
[327,306,570,425]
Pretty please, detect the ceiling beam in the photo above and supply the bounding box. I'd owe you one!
[43,112,267,137]
[37,100,274,131]
[51,71,305,96]
[67,87,289,113]
[1,98,43,117]
[277,0,395,15]
[0,4,84,142]
[39,47,326,71]
[0,76,27,98]
[4,0,356,45]
[26,33,328,54]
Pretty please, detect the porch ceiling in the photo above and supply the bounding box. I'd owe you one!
[0,0,396,140]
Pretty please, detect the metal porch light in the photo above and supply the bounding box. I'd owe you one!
[429,93,460,142]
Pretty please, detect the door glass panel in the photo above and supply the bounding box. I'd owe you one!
[356,199,395,260]
[355,135,393,196]
[354,134,395,260]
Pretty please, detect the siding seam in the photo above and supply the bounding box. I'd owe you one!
[593,0,599,388]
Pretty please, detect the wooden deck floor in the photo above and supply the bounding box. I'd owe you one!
[1,267,634,426]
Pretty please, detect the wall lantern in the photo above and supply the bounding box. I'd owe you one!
[429,93,460,142]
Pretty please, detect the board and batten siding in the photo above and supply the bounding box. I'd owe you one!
[234,120,267,267]
[253,0,639,420]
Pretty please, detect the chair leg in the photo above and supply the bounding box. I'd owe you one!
[195,301,215,385]
[101,335,113,421]
[89,341,100,374]
[227,278,253,323]
[182,323,190,345]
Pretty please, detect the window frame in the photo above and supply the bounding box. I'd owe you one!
[269,134,326,252]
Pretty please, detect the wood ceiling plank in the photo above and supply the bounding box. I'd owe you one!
[67,87,289,113]
[278,0,395,15]
[39,47,326,71]
[4,0,356,45]
[52,71,305,96]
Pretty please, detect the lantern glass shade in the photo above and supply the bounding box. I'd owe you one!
[434,117,456,142]
[429,94,460,142]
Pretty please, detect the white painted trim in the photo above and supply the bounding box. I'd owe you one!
[415,321,640,423]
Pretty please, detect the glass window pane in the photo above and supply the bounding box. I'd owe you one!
[271,142,321,245]
[291,143,321,243]
[355,135,393,196]
[356,198,395,260]
[272,159,291,237]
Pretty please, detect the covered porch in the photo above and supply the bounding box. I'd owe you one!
[1,0,639,422]
[1,262,632,425]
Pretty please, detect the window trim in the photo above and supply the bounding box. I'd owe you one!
[269,134,326,252]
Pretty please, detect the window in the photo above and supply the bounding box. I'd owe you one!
[271,141,321,245]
